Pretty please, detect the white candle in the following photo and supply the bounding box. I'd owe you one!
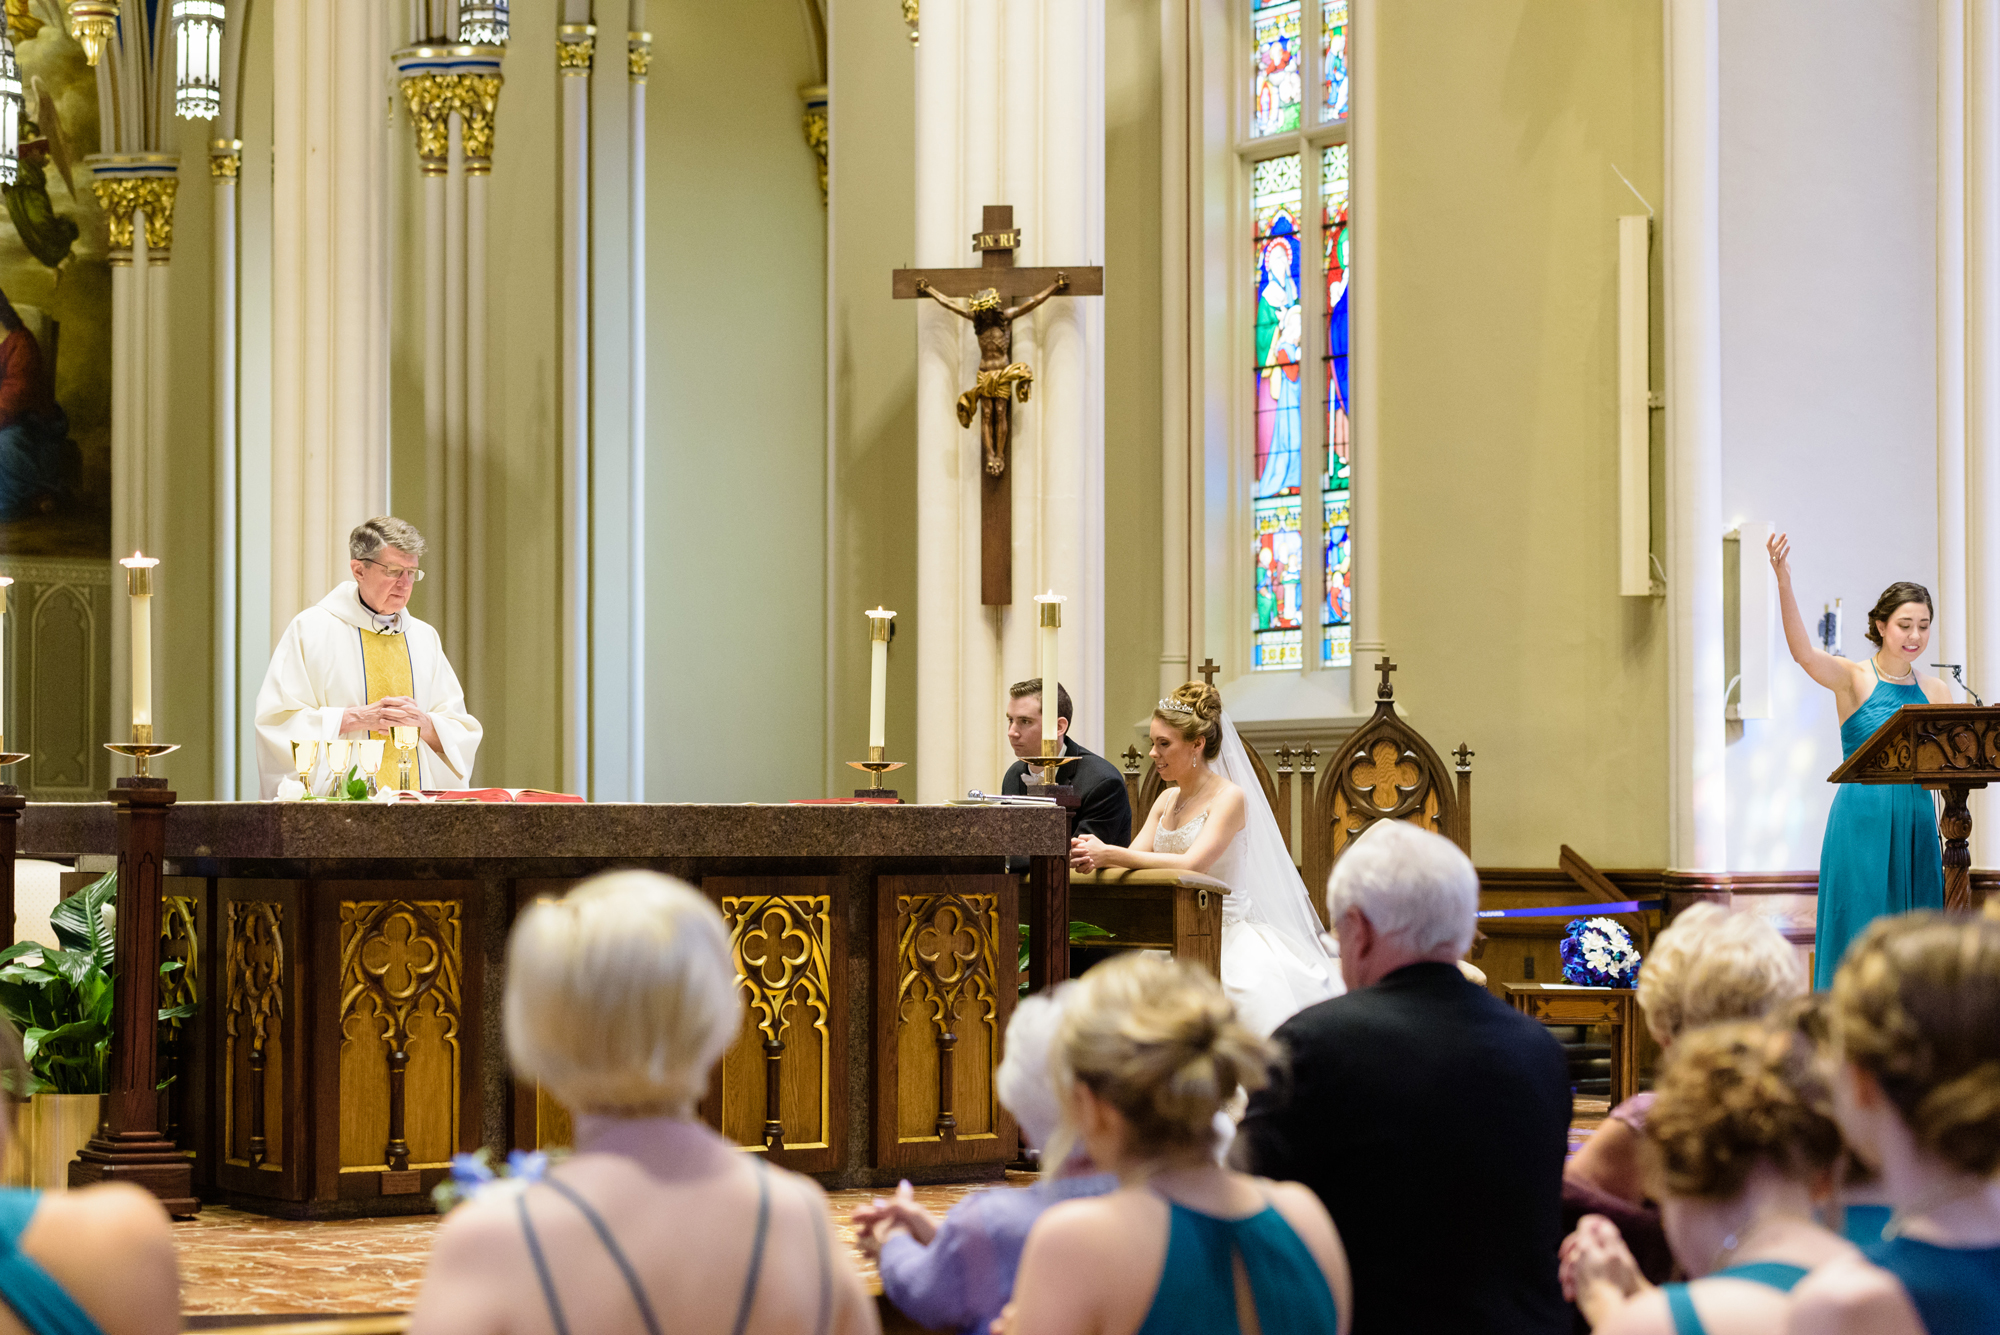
[866,608,895,752]
[0,576,12,750]
[120,553,158,732]
[1035,591,1064,754]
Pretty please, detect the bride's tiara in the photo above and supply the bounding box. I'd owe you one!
[1157,697,1195,715]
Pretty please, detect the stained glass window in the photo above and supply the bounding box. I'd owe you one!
[1321,0,1348,122]
[1322,143,1351,666]
[1253,153,1304,671]
[1252,1,1302,138]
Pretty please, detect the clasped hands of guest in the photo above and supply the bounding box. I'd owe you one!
[849,1179,939,1260]
[1558,1213,1648,1326]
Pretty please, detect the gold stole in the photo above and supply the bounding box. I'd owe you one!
[358,629,416,789]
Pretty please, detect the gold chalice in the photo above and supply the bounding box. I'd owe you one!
[323,740,352,795]
[291,740,319,792]
[391,725,417,792]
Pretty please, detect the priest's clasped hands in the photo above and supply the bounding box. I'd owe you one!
[340,696,441,755]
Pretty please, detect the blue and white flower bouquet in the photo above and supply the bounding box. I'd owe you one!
[431,1146,558,1212]
[1559,916,1641,989]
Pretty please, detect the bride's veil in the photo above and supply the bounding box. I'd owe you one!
[1215,711,1337,962]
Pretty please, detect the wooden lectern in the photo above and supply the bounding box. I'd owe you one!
[1827,703,2000,914]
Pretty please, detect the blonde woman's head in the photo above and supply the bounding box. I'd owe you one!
[505,870,742,1117]
[1046,952,1274,1173]
[1635,903,1806,1046]
[1828,912,2000,1177]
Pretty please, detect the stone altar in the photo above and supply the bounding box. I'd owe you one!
[19,801,1070,1217]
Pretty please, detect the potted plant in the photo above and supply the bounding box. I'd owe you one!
[0,872,193,1188]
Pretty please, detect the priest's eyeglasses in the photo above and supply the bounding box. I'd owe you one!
[361,559,425,583]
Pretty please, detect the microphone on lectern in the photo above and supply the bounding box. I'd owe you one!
[1932,663,1985,707]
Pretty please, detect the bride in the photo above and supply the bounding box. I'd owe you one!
[1068,681,1341,1036]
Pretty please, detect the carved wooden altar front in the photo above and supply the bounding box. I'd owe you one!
[23,802,1063,1216]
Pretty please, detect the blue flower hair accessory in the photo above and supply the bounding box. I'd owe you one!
[431,1146,557,1212]
[1559,916,1641,989]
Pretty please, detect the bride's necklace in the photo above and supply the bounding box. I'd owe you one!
[1172,769,1216,823]
[1874,652,1916,683]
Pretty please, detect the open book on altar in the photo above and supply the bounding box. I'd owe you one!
[417,788,585,803]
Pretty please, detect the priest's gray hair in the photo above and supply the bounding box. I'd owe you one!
[1325,820,1478,957]
[349,517,428,562]
[505,870,741,1116]
[996,981,1076,1153]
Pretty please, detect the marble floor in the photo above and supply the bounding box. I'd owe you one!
[181,1100,1617,1325]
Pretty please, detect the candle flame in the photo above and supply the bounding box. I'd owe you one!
[866,607,896,619]
[1034,589,1066,603]
[119,552,159,569]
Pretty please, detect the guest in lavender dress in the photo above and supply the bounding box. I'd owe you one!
[852,984,1117,1335]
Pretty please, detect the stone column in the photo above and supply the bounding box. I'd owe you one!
[1665,0,1727,872]
[627,15,650,801]
[913,0,1106,801]
[271,0,392,625]
[86,157,178,743]
[558,14,594,796]
[1968,1,2000,864]
[212,137,242,796]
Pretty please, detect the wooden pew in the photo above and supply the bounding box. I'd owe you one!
[1067,868,1230,976]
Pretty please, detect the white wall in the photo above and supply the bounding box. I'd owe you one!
[1719,0,1939,870]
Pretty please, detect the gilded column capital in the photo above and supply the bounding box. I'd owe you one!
[396,57,504,178]
[84,156,180,262]
[209,138,243,180]
[627,31,651,83]
[557,23,595,76]
[800,84,828,206]
[901,0,919,45]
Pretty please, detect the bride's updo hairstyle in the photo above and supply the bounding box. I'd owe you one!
[1865,581,1933,647]
[1829,912,2000,1177]
[1045,951,1274,1173]
[1154,681,1224,760]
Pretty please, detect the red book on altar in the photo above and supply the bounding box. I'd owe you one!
[423,788,586,803]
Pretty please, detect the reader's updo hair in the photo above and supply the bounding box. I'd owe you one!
[1643,1011,1843,1201]
[1154,682,1224,760]
[1046,952,1273,1171]
[1829,913,2000,1177]
[1865,581,1934,647]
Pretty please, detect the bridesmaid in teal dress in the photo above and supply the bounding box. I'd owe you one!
[1770,534,1949,990]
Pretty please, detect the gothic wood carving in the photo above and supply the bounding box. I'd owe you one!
[338,900,462,1173]
[896,888,1002,1141]
[225,901,283,1170]
[720,892,832,1152]
[159,894,198,1146]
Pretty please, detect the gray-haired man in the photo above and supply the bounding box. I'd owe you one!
[252,517,482,796]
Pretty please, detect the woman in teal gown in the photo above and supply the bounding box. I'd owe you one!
[1770,535,1948,990]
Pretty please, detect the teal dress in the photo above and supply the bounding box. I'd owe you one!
[0,1190,107,1335]
[1661,1262,1808,1335]
[1133,1195,1338,1335]
[1816,666,1944,990]
[1864,1236,2000,1335]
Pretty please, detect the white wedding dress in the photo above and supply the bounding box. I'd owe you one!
[1151,714,1344,1037]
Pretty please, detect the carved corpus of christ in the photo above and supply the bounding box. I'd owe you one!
[893,205,1105,605]
[912,272,1069,478]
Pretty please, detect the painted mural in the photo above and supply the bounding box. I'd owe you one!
[0,0,107,558]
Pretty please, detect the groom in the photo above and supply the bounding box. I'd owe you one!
[999,678,1133,847]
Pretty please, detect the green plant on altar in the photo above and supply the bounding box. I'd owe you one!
[0,872,197,1094]
[304,766,372,801]
[1017,920,1113,995]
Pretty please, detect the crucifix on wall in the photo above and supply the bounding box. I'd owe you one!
[894,205,1104,605]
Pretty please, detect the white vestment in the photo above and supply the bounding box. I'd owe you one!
[253,582,482,797]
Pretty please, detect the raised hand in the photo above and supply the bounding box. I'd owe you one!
[1768,530,1793,584]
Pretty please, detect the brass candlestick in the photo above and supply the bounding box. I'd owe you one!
[1025,738,1078,787]
[845,745,906,799]
[0,739,29,794]
[105,723,180,780]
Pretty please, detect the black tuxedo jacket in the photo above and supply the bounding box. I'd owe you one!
[1001,736,1133,848]
[1238,962,1572,1335]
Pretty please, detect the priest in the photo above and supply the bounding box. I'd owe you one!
[253,517,482,797]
